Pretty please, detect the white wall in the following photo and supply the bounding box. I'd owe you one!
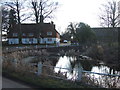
[56,38,60,43]
[22,38,37,44]
[44,38,60,44]
[22,38,29,44]
[39,38,44,44]
[8,37,60,45]
[8,38,19,44]
[33,38,37,44]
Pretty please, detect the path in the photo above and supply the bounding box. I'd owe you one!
[2,77,31,88]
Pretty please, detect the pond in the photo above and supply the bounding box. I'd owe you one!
[3,47,119,88]
[30,55,120,88]
[53,56,120,88]
[54,56,120,76]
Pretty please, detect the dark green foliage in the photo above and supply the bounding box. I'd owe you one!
[8,9,17,31]
[67,22,97,45]
[61,31,71,41]
[76,22,97,44]
[2,8,17,40]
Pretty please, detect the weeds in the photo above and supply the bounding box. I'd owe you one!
[2,47,120,88]
[82,73,120,88]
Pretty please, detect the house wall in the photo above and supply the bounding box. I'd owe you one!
[39,38,44,44]
[22,38,37,44]
[8,38,19,44]
[8,37,60,45]
[56,32,60,39]
[44,38,60,44]
[7,23,61,45]
[56,38,60,43]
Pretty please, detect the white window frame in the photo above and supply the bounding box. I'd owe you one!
[22,33,26,36]
[29,38,33,42]
[47,38,52,41]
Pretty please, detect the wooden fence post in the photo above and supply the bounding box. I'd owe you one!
[13,59,17,68]
[37,62,42,76]
[77,64,83,81]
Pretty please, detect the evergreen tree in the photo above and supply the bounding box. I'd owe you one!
[67,22,97,45]
[8,9,17,32]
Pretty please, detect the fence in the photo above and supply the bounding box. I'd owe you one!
[3,44,83,54]
[31,62,120,82]
[10,59,120,88]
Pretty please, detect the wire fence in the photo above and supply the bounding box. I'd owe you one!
[31,62,120,81]
[32,62,120,88]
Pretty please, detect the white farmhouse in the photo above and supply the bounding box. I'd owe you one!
[7,22,60,45]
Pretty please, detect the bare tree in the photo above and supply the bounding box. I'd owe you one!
[29,0,59,23]
[4,0,31,23]
[1,6,18,41]
[3,0,33,44]
[99,0,120,28]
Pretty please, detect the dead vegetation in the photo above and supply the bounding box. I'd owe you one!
[82,73,120,88]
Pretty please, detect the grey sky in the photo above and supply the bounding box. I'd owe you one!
[51,0,120,34]
[1,0,120,34]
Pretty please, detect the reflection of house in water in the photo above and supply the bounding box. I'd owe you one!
[92,27,118,43]
[7,22,60,45]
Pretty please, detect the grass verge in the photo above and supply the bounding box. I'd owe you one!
[2,70,96,88]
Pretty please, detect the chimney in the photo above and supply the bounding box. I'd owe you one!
[51,21,54,24]
[51,21,55,29]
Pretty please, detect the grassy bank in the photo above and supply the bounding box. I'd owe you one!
[3,70,95,88]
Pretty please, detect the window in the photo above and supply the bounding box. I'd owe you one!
[22,33,26,36]
[29,38,33,42]
[47,38,52,41]
[13,33,18,37]
[47,32,52,35]
[29,33,34,36]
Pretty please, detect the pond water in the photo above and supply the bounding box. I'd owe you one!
[30,55,120,88]
[53,56,120,87]
[54,56,120,74]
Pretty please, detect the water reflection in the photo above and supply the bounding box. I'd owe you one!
[32,55,120,88]
[54,56,71,73]
[54,56,83,80]
[91,65,120,78]
[54,56,120,80]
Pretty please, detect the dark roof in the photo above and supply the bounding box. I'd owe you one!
[8,23,60,38]
[91,27,120,30]
[12,23,55,32]
[91,27,118,38]
[91,27,118,33]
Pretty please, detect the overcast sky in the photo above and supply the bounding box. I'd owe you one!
[51,0,120,34]
[1,0,120,34]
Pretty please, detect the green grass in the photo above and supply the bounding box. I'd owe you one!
[3,70,94,88]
